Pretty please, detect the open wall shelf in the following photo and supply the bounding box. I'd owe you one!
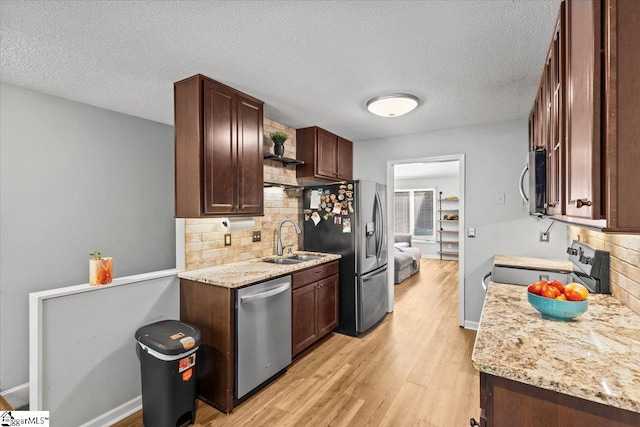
[264,152,305,167]
[437,191,459,260]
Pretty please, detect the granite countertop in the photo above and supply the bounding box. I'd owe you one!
[493,254,573,272]
[472,282,640,414]
[177,251,341,288]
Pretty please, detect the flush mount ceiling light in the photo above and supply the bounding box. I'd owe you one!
[366,93,419,117]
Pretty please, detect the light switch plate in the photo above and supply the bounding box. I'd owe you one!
[496,193,505,205]
[252,231,261,242]
[224,233,232,246]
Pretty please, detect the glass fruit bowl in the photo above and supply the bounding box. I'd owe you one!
[527,292,588,321]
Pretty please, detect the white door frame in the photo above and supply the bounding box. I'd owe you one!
[386,154,466,327]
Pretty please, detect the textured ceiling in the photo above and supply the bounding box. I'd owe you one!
[0,0,561,141]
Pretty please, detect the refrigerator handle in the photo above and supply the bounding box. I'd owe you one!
[374,192,384,260]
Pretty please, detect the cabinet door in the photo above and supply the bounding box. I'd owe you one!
[317,274,339,337]
[565,0,601,219]
[316,128,338,179]
[236,95,264,215]
[337,137,353,180]
[202,80,237,214]
[292,283,318,356]
[546,5,566,216]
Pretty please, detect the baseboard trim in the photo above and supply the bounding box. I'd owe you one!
[79,396,141,427]
[464,321,479,331]
[1,383,29,409]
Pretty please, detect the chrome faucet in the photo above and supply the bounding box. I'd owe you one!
[277,219,302,256]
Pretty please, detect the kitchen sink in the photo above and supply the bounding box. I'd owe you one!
[287,254,322,261]
[262,254,323,264]
[263,258,306,265]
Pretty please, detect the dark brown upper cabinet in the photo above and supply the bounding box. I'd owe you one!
[529,3,565,217]
[174,75,264,217]
[296,126,353,183]
[530,0,640,232]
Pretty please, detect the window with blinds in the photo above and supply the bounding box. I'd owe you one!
[394,189,436,239]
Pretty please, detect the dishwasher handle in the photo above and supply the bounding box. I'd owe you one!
[481,271,492,292]
[240,283,290,304]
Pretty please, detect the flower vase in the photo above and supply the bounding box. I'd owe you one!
[90,257,113,285]
[274,144,284,157]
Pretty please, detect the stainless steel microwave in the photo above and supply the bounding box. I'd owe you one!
[519,150,546,216]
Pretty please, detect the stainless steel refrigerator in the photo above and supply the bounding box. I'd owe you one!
[302,180,388,336]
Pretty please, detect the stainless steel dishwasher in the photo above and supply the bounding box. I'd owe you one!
[235,275,292,400]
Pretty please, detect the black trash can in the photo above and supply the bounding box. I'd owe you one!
[135,320,201,427]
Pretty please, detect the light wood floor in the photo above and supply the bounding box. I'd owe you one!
[114,259,479,426]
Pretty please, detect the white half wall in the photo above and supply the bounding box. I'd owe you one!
[354,119,568,324]
[30,271,180,426]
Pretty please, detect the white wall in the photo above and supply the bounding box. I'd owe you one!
[0,84,176,395]
[354,119,568,325]
[395,175,459,258]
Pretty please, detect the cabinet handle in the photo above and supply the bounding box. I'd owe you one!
[576,199,592,208]
[469,418,480,427]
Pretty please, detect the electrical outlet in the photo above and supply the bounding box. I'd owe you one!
[467,227,476,238]
[252,231,261,242]
[540,231,549,242]
[224,233,232,246]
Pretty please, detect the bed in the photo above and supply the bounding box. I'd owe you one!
[394,234,422,283]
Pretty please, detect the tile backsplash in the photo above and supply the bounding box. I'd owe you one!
[568,226,640,315]
[184,118,302,270]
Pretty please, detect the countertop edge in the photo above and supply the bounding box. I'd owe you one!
[177,252,342,288]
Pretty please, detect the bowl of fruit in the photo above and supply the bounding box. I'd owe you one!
[526,280,589,321]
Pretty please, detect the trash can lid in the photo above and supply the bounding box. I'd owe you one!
[135,320,201,356]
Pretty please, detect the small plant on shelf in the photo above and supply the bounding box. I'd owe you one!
[269,131,288,156]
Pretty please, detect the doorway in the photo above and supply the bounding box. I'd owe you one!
[386,154,466,327]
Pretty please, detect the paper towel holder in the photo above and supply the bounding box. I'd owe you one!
[220,217,256,232]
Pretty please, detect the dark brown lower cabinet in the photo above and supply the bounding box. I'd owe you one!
[480,372,640,427]
[292,261,339,357]
[180,279,235,413]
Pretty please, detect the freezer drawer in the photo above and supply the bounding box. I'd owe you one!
[236,276,292,400]
[357,265,388,334]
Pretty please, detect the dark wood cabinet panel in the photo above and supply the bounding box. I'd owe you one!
[203,80,237,215]
[565,0,602,219]
[546,3,566,216]
[337,137,353,181]
[236,95,264,215]
[174,74,263,217]
[480,372,640,427]
[529,0,640,232]
[296,126,353,183]
[317,274,339,337]
[602,0,640,231]
[291,262,339,289]
[292,283,318,356]
[291,260,340,357]
[316,128,338,178]
[180,279,235,413]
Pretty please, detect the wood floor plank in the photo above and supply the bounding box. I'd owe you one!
[112,259,478,427]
